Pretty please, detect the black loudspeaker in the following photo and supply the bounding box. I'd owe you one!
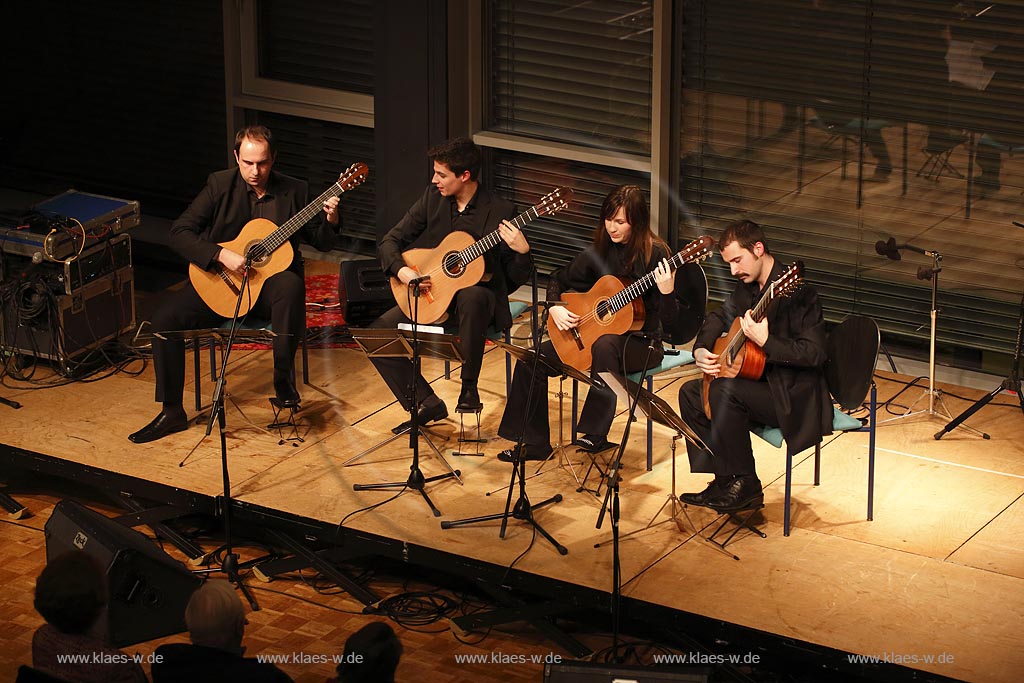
[544,661,711,683]
[338,258,394,327]
[43,500,202,647]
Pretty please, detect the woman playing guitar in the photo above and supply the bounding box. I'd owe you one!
[496,185,682,461]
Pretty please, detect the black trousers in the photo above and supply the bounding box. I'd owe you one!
[497,334,663,448]
[151,270,305,405]
[677,376,779,476]
[368,285,495,411]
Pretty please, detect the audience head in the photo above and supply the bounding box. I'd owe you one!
[184,579,246,653]
[34,550,108,635]
[335,621,403,683]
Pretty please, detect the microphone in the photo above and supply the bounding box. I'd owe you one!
[408,275,431,287]
[875,237,901,261]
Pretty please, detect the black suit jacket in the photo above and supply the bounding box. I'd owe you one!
[170,168,338,273]
[695,259,833,455]
[378,184,533,331]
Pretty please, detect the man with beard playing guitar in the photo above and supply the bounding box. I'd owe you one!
[676,220,833,511]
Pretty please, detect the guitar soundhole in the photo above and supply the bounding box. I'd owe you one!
[442,251,465,278]
[596,298,612,323]
[246,241,270,267]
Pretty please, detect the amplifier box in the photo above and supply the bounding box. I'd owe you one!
[2,265,135,362]
[32,189,140,236]
[338,258,394,327]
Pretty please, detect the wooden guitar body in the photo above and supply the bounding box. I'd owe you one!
[389,231,485,324]
[549,275,645,372]
[701,317,768,418]
[189,218,295,318]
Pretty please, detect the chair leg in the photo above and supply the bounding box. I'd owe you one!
[868,382,877,522]
[646,375,654,471]
[193,340,202,412]
[504,329,512,396]
[813,442,821,486]
[301,336,309,385]
[571,380,579,442]
[784,450,793,536]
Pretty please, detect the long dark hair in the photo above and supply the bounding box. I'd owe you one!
[593,184,667,274]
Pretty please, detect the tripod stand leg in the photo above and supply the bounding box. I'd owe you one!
[935,384,1001,440]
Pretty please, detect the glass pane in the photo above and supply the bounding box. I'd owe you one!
[491,0,653,154]
[257,0,374,95]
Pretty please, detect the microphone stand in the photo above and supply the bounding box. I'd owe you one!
[203,256,259,611]
[442,301,567,554]
[594,340,656,663]
[936,280,1024,438]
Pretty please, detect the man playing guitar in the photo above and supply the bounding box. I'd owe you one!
[369,138,533,429]
[676,220,833,511]
[129,125,341,444]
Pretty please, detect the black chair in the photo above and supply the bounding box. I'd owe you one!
[752,315,880,536]
[916,127,968,181]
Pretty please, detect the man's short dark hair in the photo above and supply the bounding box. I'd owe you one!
[719,219,770,254]
[336,621,403,683]
[34,550,107,635]
[427,137,481,180]
[234,124,276,157]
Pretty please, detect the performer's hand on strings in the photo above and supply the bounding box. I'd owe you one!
[548,306,580,331]
[740,310,769,347]
[653,258,675,295]
[217,248,248,274]
[398,266,432,293]
[323,196,340,225]
[694,347,720,375]
[498,219,530,254]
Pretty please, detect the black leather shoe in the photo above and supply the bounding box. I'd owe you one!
[680,478,727,507]
[497,444,553,462]
[705,475,763,511]
[274,377,300,407]
[575,434,616,453]
[128,410,189,444]
[456,383,482,413]
[391,400,448,435]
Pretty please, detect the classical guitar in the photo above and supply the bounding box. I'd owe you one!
[389,187,572,323]
[549,235,715,373]
[701,261,804,418]
[190,163,369,318]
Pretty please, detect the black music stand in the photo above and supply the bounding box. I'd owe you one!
[490,339,595,490]
[595,373,709,541]
[441,339,569,555]
[347,327,462,517]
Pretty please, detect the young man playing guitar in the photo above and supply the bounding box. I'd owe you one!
[497,185,679,461]
[676,220,833,511]
[369,138,532,429]
[129,125,341,444]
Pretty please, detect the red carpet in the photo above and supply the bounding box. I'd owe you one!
[234,272,355,349]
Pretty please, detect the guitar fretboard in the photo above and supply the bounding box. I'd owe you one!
[596,248,700,318]
[723,268,799,360]
[248,181,344,260]
[456,204,544,265]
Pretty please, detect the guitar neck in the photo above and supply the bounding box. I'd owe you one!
[261,181,344,254]
[604,249,693,316]
[458,204,544,264]
[724,280,779,356]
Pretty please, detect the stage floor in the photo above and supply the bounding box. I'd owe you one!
[1,322,1022,683]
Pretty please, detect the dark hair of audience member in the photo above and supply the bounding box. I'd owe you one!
[335,621,403,683]
[33,550,107,635]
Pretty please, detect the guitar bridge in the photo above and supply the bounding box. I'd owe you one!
[570,328,584,351]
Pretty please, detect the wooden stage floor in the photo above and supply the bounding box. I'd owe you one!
[1,331,1022,683]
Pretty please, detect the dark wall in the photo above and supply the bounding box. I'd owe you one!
[2,0,226,217]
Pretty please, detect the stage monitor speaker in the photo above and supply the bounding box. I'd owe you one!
[544,661,711,683]
[339,258,394,327]
[43,500,202,648]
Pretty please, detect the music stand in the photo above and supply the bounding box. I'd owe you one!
[489,339,596,490]
[347,327,463,517]
[595,374,709,543]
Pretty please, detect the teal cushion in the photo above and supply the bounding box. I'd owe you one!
[626,350,695,383]
[485,300,531,341]
[753,406,863,449]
